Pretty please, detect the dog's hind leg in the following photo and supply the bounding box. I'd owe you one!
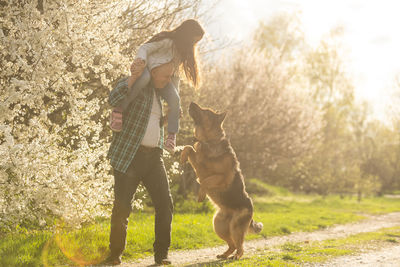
[217,243,235,259]
[213,210,236,259]
[230,209,252,260]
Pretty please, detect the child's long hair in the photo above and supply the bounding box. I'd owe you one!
[146,19,205,88]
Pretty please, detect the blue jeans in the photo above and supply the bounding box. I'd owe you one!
[117,68,180,134]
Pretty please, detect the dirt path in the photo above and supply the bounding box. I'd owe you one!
[319,245,400,267]
[123,212,400,267]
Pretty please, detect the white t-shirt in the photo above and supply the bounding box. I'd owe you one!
[140,91,161,147]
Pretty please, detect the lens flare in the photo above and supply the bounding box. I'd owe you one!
[41,219,109,266]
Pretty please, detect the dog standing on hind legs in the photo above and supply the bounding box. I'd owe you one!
[180,102,263,260]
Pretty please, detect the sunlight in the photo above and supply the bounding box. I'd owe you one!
[208,0,400,122]
[41,219,108,266]
[300,0,400,122]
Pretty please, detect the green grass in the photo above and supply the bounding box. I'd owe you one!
[221,226,400,266]
[1,185,400,266]
[246,179,291,196]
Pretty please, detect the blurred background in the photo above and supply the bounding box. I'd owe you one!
[178,0,400,200]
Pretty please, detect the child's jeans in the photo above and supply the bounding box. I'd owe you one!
[117,67,180,134]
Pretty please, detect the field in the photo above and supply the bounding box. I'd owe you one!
[2,182,400,266]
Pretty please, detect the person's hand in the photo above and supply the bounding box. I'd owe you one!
[130,58,145,77]
[128,59,146,88]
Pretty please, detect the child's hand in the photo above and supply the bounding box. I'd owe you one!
[130,58,145,76]
[128,59,146,88]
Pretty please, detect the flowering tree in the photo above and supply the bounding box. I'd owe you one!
[0,0,202,231]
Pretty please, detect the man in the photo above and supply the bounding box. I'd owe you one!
[104,62,175,265]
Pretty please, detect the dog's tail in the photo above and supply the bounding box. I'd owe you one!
[248,219,263,234]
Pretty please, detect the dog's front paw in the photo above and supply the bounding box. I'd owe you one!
[197,187,206,202]
[197,192,206,202]
[180,146,192,164]
[180,150,188,164]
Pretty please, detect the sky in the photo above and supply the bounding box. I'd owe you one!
[202,0,400,122]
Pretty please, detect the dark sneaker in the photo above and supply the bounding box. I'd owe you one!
[98,254,122,266]
[154,257,171,265]
[155,252,171,265]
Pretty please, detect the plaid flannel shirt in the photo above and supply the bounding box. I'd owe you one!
[107,76,164,173]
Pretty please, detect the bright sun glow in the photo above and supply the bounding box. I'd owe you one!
[206,0,400,122]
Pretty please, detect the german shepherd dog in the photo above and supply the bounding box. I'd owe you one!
[180,102,263,260]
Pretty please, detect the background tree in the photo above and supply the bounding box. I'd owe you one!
[191,17,323,180]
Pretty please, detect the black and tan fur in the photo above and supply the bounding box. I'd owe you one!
[181,102,263,260]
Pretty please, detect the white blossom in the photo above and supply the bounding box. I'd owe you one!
[0,0,201,230]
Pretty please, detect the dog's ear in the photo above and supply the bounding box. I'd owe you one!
[216,111,227,124]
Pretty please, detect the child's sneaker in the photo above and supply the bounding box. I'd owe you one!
[110,108,123,132]
[164,133,176,154]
